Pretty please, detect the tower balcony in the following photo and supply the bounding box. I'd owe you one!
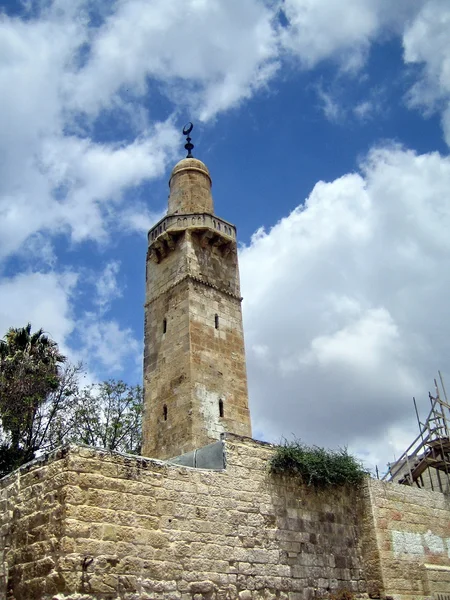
[148,213,237,263]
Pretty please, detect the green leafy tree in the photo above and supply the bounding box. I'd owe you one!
[0,324,143,476]
[0,361,82,476]
[28,361,84,449]
[0,324,69,470]
[69,380,143,454]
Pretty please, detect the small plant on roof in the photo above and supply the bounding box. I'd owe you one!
[269,439,368,487]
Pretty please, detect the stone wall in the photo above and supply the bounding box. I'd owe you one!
[366,478,450,600]
[0,447,70,599]
[1,435,367,600]
[3,435,450,600]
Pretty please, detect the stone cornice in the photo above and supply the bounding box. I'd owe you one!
[145,273,243,306]
[148,224,236,264]
[148,212,236,245]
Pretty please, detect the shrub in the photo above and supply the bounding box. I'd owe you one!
[269,439,368,487]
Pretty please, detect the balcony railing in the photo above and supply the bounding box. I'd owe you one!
[148,213,236,244]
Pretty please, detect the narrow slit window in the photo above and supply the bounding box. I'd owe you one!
[163,404,168,421]
[215,314,219,329]
[219,399,224,418]
[163,318,167,334]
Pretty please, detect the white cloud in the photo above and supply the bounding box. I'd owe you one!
[240,145,450,471]
[0,0,282,265]
[0,5,180,262]
[39,122,178,244]
[120,205,165,234]
[95,261,122,312]
[66,0,280,121]
[280,0,378,70]
[0,271,77,351]
[0,0,282,388]
[279,0,420,71]
[304,308,400,372]
[0,0,442,268]
[18,234,57,269]
[78,318,141,374]
[0,262,142,381]
[0,266,140,381]
[317,87,344,122]
[0,9,80,259]
[315,82,385,125]
[354,100,375,121]
[403,0,450,145]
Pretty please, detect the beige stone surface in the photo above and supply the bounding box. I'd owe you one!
[365,478,450,600]
[143,157,251,459]
[2,436,450,600]
[168,158,213,216]
[0,436,368,600]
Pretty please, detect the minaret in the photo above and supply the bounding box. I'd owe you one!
[142,124,252,459]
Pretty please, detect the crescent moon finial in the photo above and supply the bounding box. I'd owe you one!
[183,122,194,158]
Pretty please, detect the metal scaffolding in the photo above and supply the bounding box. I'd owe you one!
[383,372,450,494]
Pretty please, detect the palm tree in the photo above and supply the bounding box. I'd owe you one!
[0,323,65,366]
[0,324,66,462]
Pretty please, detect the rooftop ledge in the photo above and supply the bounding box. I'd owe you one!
[0,433,273,484]
[148,212,236,244]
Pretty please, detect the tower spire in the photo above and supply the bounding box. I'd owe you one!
[183,122,194,158]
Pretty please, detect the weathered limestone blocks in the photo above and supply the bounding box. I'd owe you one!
[168,159,213,216]
[0,436,370,600]
[144,226,251,459]
[364,478,450,600]
[144,156,251,460]
[2,435,450,599]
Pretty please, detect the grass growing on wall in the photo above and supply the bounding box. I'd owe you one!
[269,439,368,487]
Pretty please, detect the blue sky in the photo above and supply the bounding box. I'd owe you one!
[1,0,450,472]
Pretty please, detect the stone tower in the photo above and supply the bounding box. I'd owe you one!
[142,150,252,459]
